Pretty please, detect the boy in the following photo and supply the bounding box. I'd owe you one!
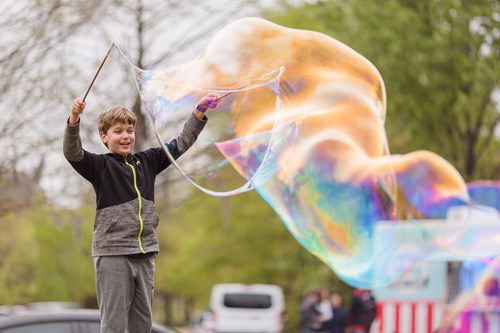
[63,94,220,333]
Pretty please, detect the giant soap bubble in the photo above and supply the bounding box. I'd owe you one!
[115,17,500,288]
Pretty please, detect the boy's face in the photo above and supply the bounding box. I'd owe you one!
[100,122,135,156]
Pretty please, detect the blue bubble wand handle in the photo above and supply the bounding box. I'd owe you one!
[82,42,115,102]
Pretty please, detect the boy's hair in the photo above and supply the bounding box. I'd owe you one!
[98,105,137,134]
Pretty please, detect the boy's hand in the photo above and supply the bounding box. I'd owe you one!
[69,98,86,125]
[72,98,86,115]
[194,93,220,119]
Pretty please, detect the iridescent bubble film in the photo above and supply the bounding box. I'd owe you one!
[122,17,500,289]
[439,255,500,332]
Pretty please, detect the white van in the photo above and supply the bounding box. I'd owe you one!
[207,283,286,333]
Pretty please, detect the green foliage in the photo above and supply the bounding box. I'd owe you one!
[0,204,96,305]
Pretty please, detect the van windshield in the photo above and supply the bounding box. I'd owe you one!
[223,293,272,309]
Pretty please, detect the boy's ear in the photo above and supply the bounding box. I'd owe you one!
[99,131,108,145]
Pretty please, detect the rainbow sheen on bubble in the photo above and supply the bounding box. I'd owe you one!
[438,255,500,332]
[130,17,500,289]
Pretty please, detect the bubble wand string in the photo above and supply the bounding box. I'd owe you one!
[82,42,115,102]
[215,71,282,101]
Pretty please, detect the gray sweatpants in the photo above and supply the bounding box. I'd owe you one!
[93,256,155,333]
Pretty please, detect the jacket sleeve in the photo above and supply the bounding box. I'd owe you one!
[63,120,104,182]
[173,112,207,154]
[63,120,84,162]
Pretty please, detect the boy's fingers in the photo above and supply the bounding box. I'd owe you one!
[198,93,221,110]
[207,93,220,101]
[72,103,85,113]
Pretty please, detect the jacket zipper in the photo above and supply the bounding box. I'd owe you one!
[124,156,146,254]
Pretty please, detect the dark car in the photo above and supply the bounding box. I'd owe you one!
[0,309,174,333]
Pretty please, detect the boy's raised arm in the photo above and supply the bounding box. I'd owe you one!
[69,98,86,125]
[64,97,86,163]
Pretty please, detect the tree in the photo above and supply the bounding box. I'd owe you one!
[0,205,95,305]
[266,0,500,181]
[0,0,265,209]
[0,1,103,210]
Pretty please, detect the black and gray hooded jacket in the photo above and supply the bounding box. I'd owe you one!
[63,113,206,257]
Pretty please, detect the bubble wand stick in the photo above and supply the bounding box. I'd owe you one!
[217,91,232,100]
[215,85,251,101]
[82,42,115,102]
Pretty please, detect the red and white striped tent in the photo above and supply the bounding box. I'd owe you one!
[372,300,500,333]
[371,301,445,333]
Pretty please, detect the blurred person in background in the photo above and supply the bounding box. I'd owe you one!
[322,292,347,333]
[318,288,333,324]
[347,289,377,333]
[300,290,323,333]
